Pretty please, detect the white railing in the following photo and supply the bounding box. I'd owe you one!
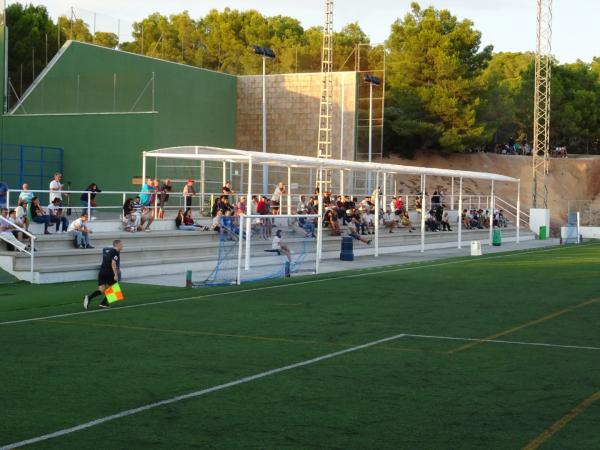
[0,216,36,281]
[494,196,529,227]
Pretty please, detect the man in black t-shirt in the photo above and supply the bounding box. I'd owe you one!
[83,240,123,310]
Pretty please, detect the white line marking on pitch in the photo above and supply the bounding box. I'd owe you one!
[0,243,593,327]
[0,333,406,450]
[404,334,600,352]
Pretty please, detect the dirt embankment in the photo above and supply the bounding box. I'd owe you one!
[385,152,600,226]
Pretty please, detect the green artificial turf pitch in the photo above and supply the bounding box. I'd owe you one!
[1,244,600,449]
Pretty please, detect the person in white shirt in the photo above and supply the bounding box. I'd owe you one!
[271,182,285,215]
[383,208,398,233]
[18,183,33,204]
[47,198,69,232]
[272,229,292,262]
[49,173,64,204]
[0,209,27,251]
[68,213,93,249]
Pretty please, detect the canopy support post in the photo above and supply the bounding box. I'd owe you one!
[489,180,495,246]
[458,177,463,249]
[374,179,380,257]
[244,158,253,270]
[287,166,292,215]
[421,174,426,253]
[516,180,521,244]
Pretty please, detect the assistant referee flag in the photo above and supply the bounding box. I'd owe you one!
[105,283,124,303]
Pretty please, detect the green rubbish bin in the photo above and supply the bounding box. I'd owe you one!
[492,229,502,246]
[539,226,548,240]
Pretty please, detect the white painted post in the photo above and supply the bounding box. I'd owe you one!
[374,188,380,257]
[340,170,344,197]
[317,169,324,262]
[489,180,495,246]
[421,174,426,253]
[222,161,226,187]
[200,160,205,214]
[577,212,581,244]
[142,152,147,185]
[87,191,91,218]
[458,177,463,249]
[287,166,292,215]
[382,172,387,214]
[340,72,346,160]
[245,158,253,270]
[451,177,455,210]
[516,180,521,244]
[237,215,244,285]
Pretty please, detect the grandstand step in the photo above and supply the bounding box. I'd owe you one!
[0,224,535,283]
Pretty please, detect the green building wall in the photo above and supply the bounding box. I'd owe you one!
[0,41,237,191]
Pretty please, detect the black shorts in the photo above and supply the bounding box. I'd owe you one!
[271,200,280,207]
[98,272,115,287]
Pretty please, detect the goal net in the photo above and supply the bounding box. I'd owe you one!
[190,214,320,287]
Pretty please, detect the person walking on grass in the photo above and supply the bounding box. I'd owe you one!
[84,239,123,310]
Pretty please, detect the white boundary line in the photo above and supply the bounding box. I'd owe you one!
[404,334,600,352]
[1,243,596,327]
[0,333,406,450]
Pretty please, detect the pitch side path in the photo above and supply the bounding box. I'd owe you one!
[1,243,599,449]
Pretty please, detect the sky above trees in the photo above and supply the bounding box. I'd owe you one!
[8,0,599,64]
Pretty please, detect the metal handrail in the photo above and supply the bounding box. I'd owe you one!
[0,215,36,281]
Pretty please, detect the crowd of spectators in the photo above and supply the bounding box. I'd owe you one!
[1,174,510,254]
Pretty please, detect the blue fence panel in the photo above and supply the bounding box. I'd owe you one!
[0,144,64,205]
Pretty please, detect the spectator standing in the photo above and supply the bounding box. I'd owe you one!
[68,212,93,248]
[49,173,64,204]
[48,198,69,232]
[271,182,285,215]
[183,179,196,209]
[158,179,173,219]
[139,178,155,208]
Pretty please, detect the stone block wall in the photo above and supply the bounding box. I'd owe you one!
[236,71,358,161]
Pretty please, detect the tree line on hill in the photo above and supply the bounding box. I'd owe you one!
[6,2,600,155]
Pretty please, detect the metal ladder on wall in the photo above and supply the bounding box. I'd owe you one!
[316,0,334,190]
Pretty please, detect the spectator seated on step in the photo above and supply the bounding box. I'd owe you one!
[441,211,452,231]
[48,198,69,233]
[383,208,398,233]
[401,210,415,232]
[324,206,341,236]
[0,209,28,252]
[176,208,206,231]
[67,212,93,249]
[425,209,439,232]
[122,198,137,232]
[30,197,52,235]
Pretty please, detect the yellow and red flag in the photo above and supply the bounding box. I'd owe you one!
[105,283,124,304]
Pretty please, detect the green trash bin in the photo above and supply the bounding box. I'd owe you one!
[492,229,502,246]
[539,226,548,240]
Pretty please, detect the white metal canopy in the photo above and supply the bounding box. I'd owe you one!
[144,146,519,183]
[144,145,522,264]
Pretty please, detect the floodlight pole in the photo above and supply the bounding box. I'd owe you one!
[367,81,374,192]
[317,168,324,263]
[261,56,268,197]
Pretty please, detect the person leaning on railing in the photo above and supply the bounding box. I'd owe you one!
[80,183,102,220]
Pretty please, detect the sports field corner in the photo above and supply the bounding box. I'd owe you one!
[1,241,599,449]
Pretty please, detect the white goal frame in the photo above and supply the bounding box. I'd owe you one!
[237,214,321,285]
